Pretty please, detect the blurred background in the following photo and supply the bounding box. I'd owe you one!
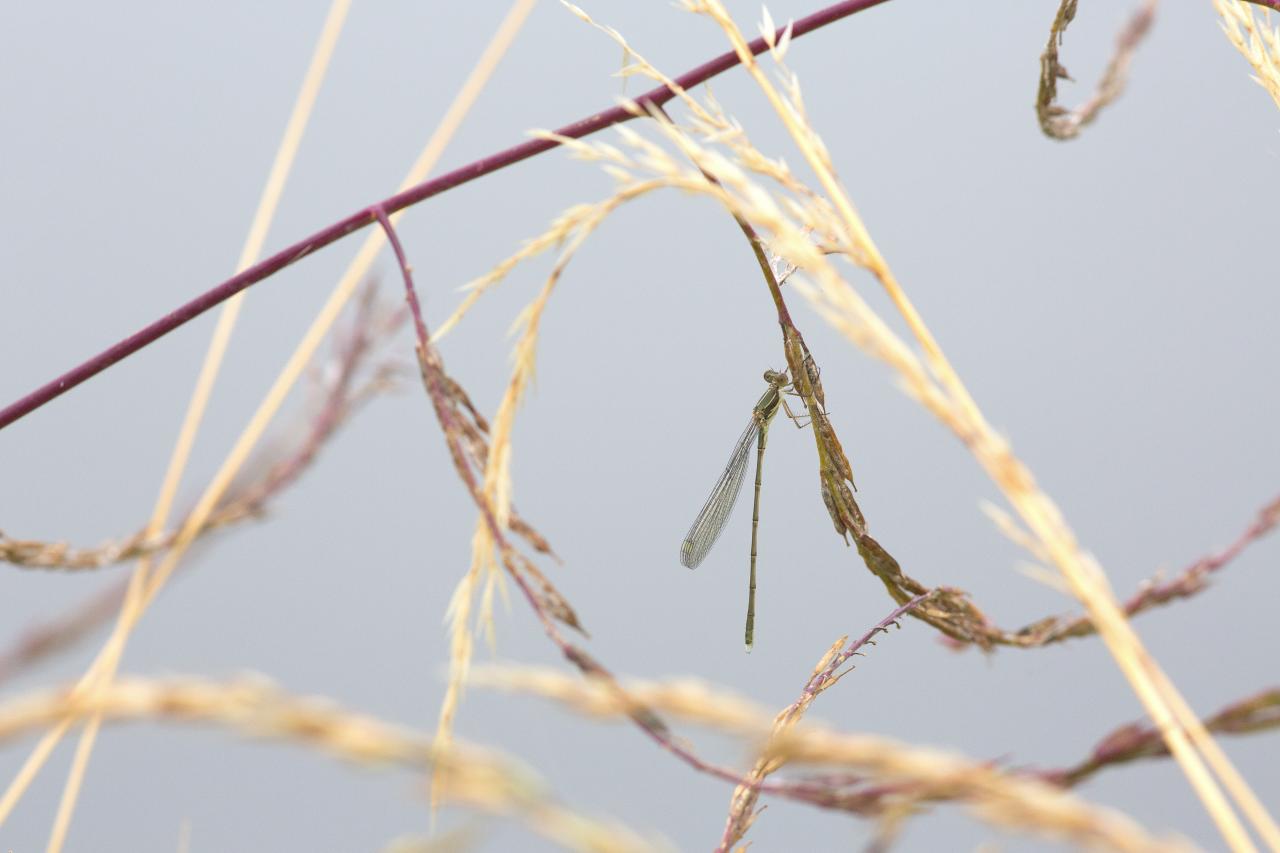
[1,1,1277,850]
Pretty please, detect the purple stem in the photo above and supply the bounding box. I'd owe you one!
[0,0,893,432]
[801,592,932,700]
[371,202,757,795]
[714,593,933,852]
[1119,494,1280,616]
[369,210,556,643]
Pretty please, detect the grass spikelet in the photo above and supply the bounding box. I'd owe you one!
[0,674,657,852]
[472,664,1187,852]
[433,535,492,810]
[765,728,1190,853]
[471,665,768,731]
[505,3,1279,844]
[431,147,667,819]
[7,3,1278,849]
[675,3,1274,845]
[718,636,845,850]
[1217,0,1280,110]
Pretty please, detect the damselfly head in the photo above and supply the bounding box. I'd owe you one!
[762,368,789,388]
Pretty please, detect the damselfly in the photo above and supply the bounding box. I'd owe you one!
[680,369,795,651]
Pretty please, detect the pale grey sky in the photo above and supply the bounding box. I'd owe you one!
[1,2,1277,851]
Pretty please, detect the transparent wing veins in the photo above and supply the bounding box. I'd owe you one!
[679,416,760,569]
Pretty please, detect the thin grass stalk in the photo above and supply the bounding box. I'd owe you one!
[977,494,1280,646]
[0,1,530,832]
[717,594,932,851]
[689,2,1269,847]
[1035,0,1159,140]
[0,0,894,431]
[474,666,1185,852]
[0,676,659,853]
[41,6,353,849]
[429,177,670,811]
[1217,0,1280,109]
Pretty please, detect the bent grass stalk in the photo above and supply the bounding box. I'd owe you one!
[5,3,1276,848]
[535,7,1276,844]
[0,0,536,838]
[42,4,353,850]
[0,0,894,433]
[688,3,1274,847]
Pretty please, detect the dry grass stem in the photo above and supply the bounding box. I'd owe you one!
[461,0,1260,646]
[1217,0,1280,109]
[41,5,354,847]
[367,203,577,816]
[967,493,1280,648]
[499,4,1277,847]
[766,728,1189,853]
[0,0,534,839]
[0,290,403,692]
[0,675,433,766]
[470,667,765,730]
[1036,0,1160,140]
[383,826,482,853]
[431,153,664,808]
[0,287,401,574]
[683,4,1273,847]
[5,2,1274,849]
[473,665,1186,852]
[719,594,930,851]
[714,643,841,849]
[1041,687,1280,789]
[0,675,657,853]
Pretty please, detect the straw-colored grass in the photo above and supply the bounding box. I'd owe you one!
[1218,0,1280,110]
[0,0,541,846]
[0,675,660,853]
[471,664,1189,852]
[2,1,1277,850]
